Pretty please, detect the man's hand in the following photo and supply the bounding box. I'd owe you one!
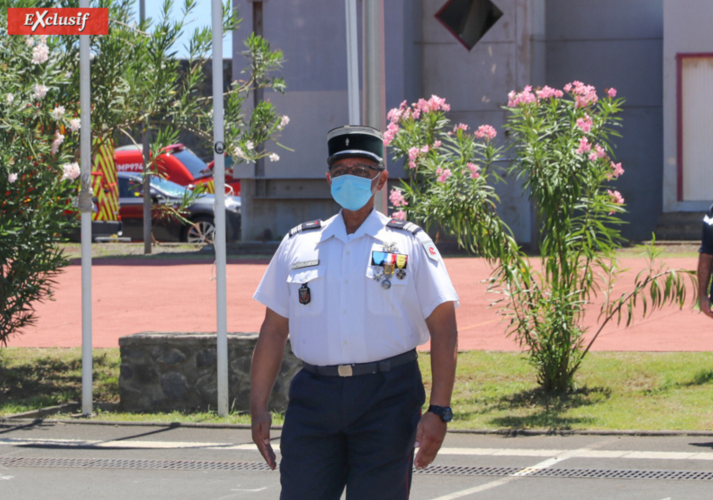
[251,410,277,470]
[700,296,713,319]
[413,411,447,469]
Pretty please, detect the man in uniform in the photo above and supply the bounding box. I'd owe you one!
[250,125,459,499]
[697,204,713,319]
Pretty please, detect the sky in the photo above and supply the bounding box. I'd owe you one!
[130,0,233,59]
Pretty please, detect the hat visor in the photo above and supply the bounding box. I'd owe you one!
[327,150,383,168]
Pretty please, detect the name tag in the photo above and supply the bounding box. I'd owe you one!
[291,259,320,270]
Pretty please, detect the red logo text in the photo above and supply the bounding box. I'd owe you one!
[7,8,109,35]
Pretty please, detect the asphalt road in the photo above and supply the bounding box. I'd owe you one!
[1,421,711,499]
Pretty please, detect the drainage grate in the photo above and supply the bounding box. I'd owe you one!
[415,464,713,481]
[2,457,712,481]
[0,457,273,472]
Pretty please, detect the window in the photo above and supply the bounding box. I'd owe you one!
[679,54,713,201]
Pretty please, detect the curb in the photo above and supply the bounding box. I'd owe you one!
[2,414,713,437]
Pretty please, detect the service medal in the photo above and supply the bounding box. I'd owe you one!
[395,268,406,280]
[298,283,311,305]
[381,279,392,290]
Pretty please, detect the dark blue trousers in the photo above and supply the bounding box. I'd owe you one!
[279,360,425,500]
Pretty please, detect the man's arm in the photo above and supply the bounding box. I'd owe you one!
[697,253,713,319]
[414,301,457,469]
[250,307,290,470]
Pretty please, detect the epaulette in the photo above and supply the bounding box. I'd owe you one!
[288,220,322,238]
[388,219,440,262]
[386,219,423,235]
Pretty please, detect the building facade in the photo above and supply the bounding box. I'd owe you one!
[229,0,712,243]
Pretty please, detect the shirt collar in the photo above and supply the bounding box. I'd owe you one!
[320,209,389,244]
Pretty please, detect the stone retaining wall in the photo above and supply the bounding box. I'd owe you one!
[119,332,300,413]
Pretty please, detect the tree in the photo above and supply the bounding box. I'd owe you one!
[0,10,81,345]
[0,0,288,345]
[386,86,696,393]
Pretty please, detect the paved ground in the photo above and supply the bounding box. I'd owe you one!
[7,255,713,351]
[0,421,711,499]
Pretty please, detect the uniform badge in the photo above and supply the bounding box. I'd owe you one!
[298,283,311,304]
[395,268,406,280]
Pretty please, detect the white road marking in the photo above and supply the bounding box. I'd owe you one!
[231,487,267,492]
[429,438,619,500]
[1,437,712,462]
[0,475,14,480]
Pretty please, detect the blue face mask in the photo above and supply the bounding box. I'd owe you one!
[330,173,380,211]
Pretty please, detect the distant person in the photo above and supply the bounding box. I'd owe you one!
[698,204,713,319]
[249,125,459,499]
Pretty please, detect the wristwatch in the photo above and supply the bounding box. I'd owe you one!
[427,404,453,423]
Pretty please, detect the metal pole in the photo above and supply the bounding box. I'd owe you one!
[253,2,265,182]
[363,0,387,213]
[345,0,360,124]
[140,0,152,253]
[79,0,93,417]
[212,0,229,417]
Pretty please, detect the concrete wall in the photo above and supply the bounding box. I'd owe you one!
[420,0,545,244]
[546,0,664,241]
[228,0,670,243]
[232,0,422,240]
[662,0,713,213]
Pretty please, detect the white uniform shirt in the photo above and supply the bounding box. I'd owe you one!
[253,209,459,366]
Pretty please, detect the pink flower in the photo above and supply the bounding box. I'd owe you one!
[408,160,417,169]
[572,81,598,108]
[436,167,452,183]
[433,140,442,148]
[608,189,625,210]
[389,188,408,207]
[278,115,290,129]
[474,124,497,141]
[563,83,573,92]
[31,43,49,64]
[588,151,598,161]
[427,95,450,112]
[507,86,537,107]
[453,123,469,133]
[33,84,48,100]
[536,86,557,100]
[467,163,480,179]
[420,145,430,154]
[68,118,81,132]
[61,162,80,181]
[391,210,407,221]
[8,173,18,184]
[411,108,420,120]
[607,88,617,98]
[387,107,403,123]
[554,90,564,98]
[51,131,64,154]
[575,114,592,133]
[575,137,591,155]
[383,122,399,146]
[594,144,606,159]
[408,147,419,161]
[610,162,624,179]
[51,105,65,121]
[416,98,431,114]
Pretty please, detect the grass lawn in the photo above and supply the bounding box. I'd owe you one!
[1,348,712,431]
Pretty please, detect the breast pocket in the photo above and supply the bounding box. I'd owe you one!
[287,266,326,317]
[365,266,411,316]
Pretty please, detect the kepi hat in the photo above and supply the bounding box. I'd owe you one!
[327,125,384,168]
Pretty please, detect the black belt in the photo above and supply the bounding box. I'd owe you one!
[302,349,418,377]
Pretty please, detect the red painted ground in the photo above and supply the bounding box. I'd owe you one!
[8,256,713,351]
